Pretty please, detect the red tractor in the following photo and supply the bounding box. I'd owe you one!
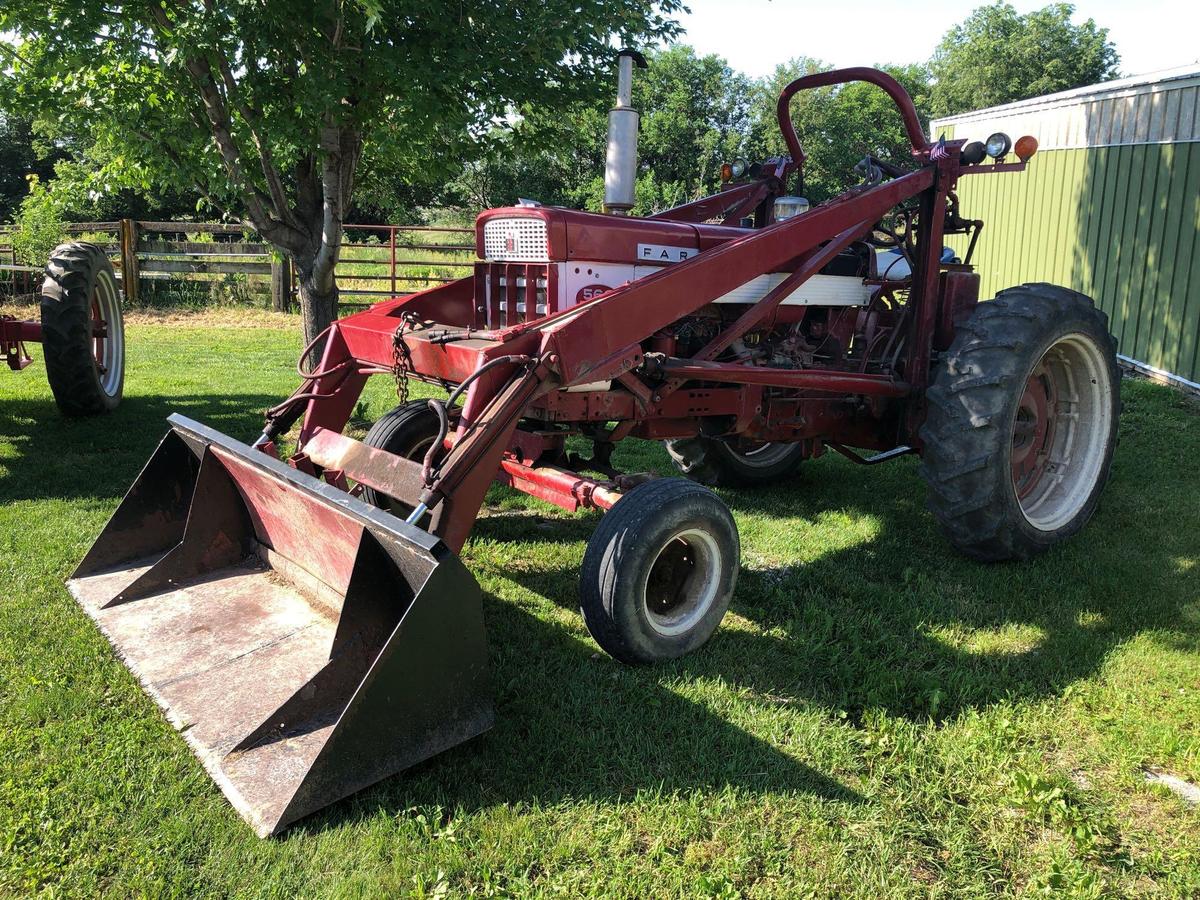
[2,243,126,414]
[70,61,1119,836]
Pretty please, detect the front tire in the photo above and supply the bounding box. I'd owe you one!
[40,242,125,415]
[919,283,1120,561]
[360,401,442,518]
[580,478,739,664]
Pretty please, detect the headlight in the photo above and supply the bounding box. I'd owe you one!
[730,158,748,178]
[985,132,1012,159]
[773,196,810,222]
[960,141,986,165]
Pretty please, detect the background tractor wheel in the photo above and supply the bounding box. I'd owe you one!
[39,242,125,415]
[664,435,805,486]
[919,283,1120,561]
[580,478,739,664]
[360,400,441,519]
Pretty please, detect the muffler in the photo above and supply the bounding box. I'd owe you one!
[68,415,492,836]
[603,48,647,215]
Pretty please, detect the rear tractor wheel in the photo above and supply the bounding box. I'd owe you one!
[919,283,1120,561]
[580,478,739,664]
[664,435,805,486]
[39,242,125,415]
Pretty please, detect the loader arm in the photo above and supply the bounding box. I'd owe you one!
[538,166,935,386]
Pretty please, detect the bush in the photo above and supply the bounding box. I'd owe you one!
[9,175,65,266]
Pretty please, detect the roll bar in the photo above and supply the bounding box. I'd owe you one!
[776,67,930,168]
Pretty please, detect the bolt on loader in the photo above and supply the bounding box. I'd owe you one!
[68,57,1120,836]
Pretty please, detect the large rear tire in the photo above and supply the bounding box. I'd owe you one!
[580,478,739,664]
[664,435,805,486]
[40,242,124,415]
[919,283,1120,561]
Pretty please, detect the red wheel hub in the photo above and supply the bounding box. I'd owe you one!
[1011,362,1057,499]
[90,294,109,375]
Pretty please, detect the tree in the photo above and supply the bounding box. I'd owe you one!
[0,113,60,222]
[929,2,1119,118]
[440,45,755,216]
[748,58,932,203]
[0,1,682,346]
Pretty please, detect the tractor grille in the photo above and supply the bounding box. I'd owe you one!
[482,218,549,262]
[474,262,557,329]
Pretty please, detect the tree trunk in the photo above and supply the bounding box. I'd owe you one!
[294,251,339,358]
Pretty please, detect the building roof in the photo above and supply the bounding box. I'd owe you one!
[930,64,1200,149]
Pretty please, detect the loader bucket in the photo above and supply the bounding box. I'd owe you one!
[67,415,493,836]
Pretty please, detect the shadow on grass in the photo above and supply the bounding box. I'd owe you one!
[284,385,1198,835]
[289,598,865,840]
[0,394,278,504]
[7,373,1194,836]
[466,389,1197,729]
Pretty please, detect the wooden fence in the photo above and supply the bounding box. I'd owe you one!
[0,219,475,311]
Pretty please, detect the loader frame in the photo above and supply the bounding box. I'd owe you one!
[262,68,1022,553]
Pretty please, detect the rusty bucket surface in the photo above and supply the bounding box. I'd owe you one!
[68,415,493,836]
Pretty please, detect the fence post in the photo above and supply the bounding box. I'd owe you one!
[390,226,397,298]
[271,254,292,312]
[119,219,140,305]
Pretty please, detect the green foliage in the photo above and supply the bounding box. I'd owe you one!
[1010,771,1111,857]
[929,2,1120,118]
[0,0,684,234]
[8,174,64,265]
[442,46,755,215]
[1,2,1122,238]
[749,59,932,203]
[0,113,61,222]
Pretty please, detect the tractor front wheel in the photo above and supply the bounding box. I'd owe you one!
[40,242,125,415]
[664,435,805,486]
[919,283,1120,561]
[360,400,442,520]
[580,478,739,664]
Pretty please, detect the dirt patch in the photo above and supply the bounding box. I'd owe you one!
[0,302,297,330]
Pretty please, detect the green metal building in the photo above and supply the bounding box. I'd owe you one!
[931,65,1200,387]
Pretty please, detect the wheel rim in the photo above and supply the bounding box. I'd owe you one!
[725,440,797,468]
[1011,332,1113,532]
[92,272,123,397]
[643,527,722,637]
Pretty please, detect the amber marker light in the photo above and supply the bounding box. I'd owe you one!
[1015,135,1039,162]
[720,163,733,182]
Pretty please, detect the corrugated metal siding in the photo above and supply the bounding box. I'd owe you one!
[933,68,1200,383]
[946,144,1200,382]
[932,67,1200,151]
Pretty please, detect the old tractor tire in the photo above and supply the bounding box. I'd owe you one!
[360,400,441,519]
[39,242,125,415]
[919,283,1120,561]
[580,478,739,664]
[664,436,805,486]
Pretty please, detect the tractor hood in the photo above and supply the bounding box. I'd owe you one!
[475,206,748,267]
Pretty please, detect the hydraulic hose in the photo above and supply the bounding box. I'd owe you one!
[420,354,534,484]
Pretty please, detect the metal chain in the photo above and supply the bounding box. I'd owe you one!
[390,312,420,404]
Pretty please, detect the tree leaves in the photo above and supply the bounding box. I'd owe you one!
[929,2,1120,118]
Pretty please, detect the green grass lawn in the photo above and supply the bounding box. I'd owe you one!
[1,312,1198,898]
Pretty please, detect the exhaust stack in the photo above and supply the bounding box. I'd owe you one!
[603,49,647,215]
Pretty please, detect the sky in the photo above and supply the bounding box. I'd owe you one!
[677,0,1199,80]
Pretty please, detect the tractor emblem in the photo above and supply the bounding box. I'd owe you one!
[504,232,517,254]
